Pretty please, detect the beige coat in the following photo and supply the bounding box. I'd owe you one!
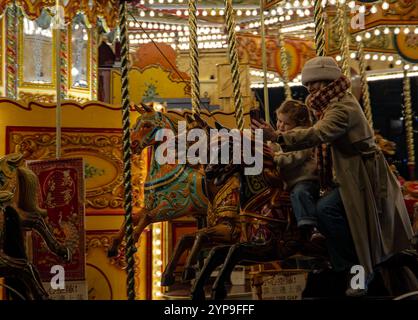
[271,128,318,190]
[280,92,414,275]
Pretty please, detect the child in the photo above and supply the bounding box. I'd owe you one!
[269,100,322,241]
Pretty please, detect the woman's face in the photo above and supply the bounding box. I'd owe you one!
[276,113,297,132]
[306,81,326,94]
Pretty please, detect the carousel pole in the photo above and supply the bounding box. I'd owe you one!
[313,0,327,191]
[260,0,270,123]
[313,0,325,57]
[5,3,18,99]
[336,1,351,80]
[188,0,201,116]
[225,0,245,130]
[55,1,62,159]
[357,40,374,129]
[278,30,291,100]
[403,67,415,180]
[119,0,136,300]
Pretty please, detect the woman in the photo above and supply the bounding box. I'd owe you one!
[253,56,414,296]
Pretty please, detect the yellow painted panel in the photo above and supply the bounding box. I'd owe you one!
[111,67,189,105]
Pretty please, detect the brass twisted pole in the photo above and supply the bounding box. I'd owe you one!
[188,0,201,116]
[357,40,373,129]
[313,0,325,56]
[337,2,351,79]
[225,0,245,130]
[403,67,415,180]
[6,4,18,99]
[119,0,136,300]
[260,0,270,124]
[278,31,291,100]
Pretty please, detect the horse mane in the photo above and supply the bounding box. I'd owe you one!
[17,167,47,217]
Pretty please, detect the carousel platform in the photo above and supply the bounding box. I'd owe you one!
[161,272,253,300]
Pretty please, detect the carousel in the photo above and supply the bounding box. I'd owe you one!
[0,0,417,301]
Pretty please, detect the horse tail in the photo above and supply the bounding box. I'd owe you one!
[17,167,47,218]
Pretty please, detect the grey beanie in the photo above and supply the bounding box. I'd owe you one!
[301,56,342,86]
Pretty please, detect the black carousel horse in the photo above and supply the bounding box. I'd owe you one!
[0,153,71,300]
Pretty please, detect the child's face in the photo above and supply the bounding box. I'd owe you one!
[276,113,297,132]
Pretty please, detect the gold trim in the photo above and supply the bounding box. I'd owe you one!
[68,21,91,92]
[17,14,56,89]
[0,16,3,88]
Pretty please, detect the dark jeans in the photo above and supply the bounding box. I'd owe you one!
[316,188,358,272]
[290,180,320,228]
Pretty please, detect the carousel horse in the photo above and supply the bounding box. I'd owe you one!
[160,114,242,286]
[189,138,329,300]
[0,153,71,299]
[108,103,209,258]
[197,145,418,300]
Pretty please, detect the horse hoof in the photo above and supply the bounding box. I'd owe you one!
[211,287,227,300]
[161,273,175,287]
[182,267,196,282]
[64,247,72,262]
[107,244,120,258]
[191,290,206,301]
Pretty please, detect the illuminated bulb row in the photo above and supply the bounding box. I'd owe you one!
[129,32,176,39]
[177,42,228,50]
[128,21,222,35]
[178,34,226,42]
[172,8,259,17]
[130,38,175,44]
[152,224,163,299]
[336,52,403,64]
[270,0,314,15]
[367,71,418,82]
[355,27,418,43]
[281,22,315,33]
[250,70,277,80]
[251,80,303,89]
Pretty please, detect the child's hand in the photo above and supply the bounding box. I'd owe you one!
[251,119,279,142]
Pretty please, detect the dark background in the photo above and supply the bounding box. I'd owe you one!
[254,76,418,179]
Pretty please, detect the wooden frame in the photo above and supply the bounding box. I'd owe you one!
[0,16,3,88]
[18,14,56,89]
[68,18,90,92]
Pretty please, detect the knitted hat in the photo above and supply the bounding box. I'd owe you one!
[301,56,342,86]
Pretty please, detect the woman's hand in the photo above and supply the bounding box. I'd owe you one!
[251,119,279,142]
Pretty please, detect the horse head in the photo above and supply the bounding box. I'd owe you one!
[0,153,25,207]
[0,153,70,262]
[131,102,174,155]
[375,132,396,157]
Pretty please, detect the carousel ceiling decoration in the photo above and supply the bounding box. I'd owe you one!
[0,0,120,28]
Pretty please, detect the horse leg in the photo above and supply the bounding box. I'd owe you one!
[211,242,279,300]
[161,233,196,286]
[20,212,71,262]
[0,253,48,300]
[133,213,152,245]
[190,245,231,301]
[108,208,143,257]
[182,232,210,282]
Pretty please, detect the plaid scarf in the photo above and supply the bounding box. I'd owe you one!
[307,75,351,192]
[307,75,351,112]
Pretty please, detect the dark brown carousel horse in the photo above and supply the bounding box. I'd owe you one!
[191,159,328,300]
[0,153,70,300]
[193,146,418,300]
